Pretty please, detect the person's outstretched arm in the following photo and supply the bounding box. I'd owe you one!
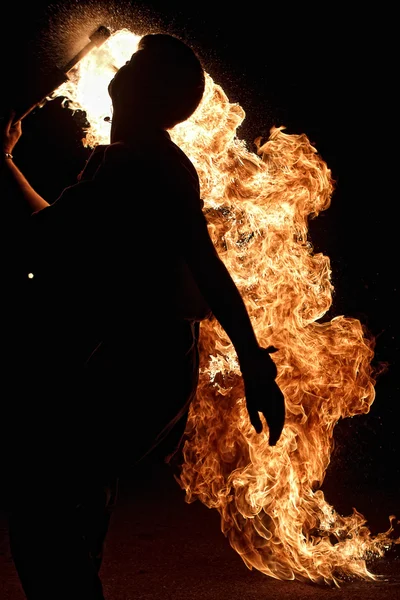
[1,112,50,213]
[182,195,286,445]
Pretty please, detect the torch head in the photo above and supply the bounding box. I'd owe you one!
[89,25,111,46]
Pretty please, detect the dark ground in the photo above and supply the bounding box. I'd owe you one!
[0,453,399,600]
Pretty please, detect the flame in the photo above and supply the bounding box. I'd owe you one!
[52,28,399,586]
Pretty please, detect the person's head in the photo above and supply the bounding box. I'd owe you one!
[108,33,205,132]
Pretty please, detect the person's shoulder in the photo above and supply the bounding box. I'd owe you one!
[75,143,130,182]
[160,134,200,191]
[94,142,146,182]
[103,140,158,169]
[103,141,134,161]
[163,134,196,170]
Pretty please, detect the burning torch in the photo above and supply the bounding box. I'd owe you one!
[12,25,111,122]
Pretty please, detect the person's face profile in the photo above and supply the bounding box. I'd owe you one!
[108,63,128,99]
[108,51,138,100]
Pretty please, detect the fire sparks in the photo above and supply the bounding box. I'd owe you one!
[52,28,398,585]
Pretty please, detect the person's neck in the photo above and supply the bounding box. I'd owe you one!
[110,117,166,144]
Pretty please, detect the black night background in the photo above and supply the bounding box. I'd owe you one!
[0,2,398,599]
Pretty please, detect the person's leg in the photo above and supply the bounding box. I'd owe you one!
[147,319,201,468]
[77,476,119,573]
[8,470,115,600]
[162,320,201,466]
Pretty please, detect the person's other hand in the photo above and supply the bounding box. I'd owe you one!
[2,109,22,156]
[240,346,285,445]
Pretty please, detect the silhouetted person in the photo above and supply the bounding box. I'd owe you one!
[1,33,285,600]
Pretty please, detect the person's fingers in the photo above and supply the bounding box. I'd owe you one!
[268,393,285,445]
[268,428,281,446]
[4,109,14,129]
[1,108,16,128]
[248,408,262,434]
[266,416,283,445]
[11,115,21,132]
[3,114,11,137]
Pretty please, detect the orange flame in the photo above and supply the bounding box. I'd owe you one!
[52,28,398,586]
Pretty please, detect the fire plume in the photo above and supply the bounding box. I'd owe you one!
[52,28,398,586]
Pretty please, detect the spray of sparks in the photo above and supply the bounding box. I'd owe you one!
[50,28,399,586]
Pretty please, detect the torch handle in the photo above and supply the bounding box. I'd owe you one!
[63,25,111,73]
[11,25,111,123]
[12,68,71,123]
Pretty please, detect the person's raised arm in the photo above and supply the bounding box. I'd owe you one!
[1,111,50,213]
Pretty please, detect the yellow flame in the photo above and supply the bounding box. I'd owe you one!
[52,28,399,586]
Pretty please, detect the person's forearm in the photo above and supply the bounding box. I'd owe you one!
[196,254,260,359]
[2,155,49,213]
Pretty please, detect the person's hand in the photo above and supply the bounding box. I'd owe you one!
[2,109,22,156]
[240,346,285,445]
